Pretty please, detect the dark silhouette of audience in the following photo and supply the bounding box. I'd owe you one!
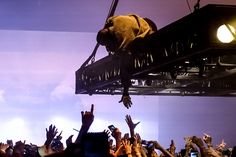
[0,104,235,157]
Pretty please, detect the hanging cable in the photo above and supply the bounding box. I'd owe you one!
[186,0,192,13]
[80,0,119,68]
[194,0,200,11]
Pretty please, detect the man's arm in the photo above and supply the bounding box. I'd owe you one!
[74,104,94,144]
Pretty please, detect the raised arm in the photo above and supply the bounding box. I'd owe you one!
[119,80,132,109]
[152,140,175,157]
[44,124,58,149]
[125,115,140,138]
[135,133,148,157]
[75,104,94,144]
[0,143,9,157]
[121,139,133,157]
[111,127,122,151]
[169,140,176,156]
[13,141,25,157]
[203,133,213,148]
[132,136,143,157]
[192,136,206,157]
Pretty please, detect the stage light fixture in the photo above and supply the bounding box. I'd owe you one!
[217,24,235,43]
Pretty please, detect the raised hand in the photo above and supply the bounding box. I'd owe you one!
[192,136,205,148]
[192,136,206,157]
[135,133,142,144]
[122,133,129,141]
[75,104,95,144]
[205,147,221,157]
[66,135,74,147]
[13,141,25,155]
[203,133,212,147]
[44,124,58,148]
[125,115,140,137]
[169,140,176,155]
[81,104,94,127]
[132,139,142,157]
[184,136,192,146]
[0,143,9,153]
[216,139,226,152]
[111,128,122,139]
[56,131,63,140]
[103,129,111,139]
[125,115,140,130]
[119,95,132,109]
[153,140,162,150]
[111,128,122,150]
[121,139,132,155]
[152,140,174,157]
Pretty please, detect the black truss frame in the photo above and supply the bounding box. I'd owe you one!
[75,4,236,97]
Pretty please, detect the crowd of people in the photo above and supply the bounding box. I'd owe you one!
[0,104,235,157]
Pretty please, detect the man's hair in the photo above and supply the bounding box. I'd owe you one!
[97,29,112,46]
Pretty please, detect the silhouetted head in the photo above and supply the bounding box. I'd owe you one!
[97,29,112,46]
[97,28,117,52]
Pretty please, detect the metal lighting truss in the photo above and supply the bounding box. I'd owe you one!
[75,4,236,97]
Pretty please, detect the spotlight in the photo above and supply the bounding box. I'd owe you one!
[217,24,235,43]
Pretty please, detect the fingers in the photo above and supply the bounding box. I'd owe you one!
[135,121,140,127]
[125,114,130,120]
[58,131,62,136]
[54,127,58,134]
[119,98,123,103]
[91,104,94,113]
[135,133,141,139]
[68,135,73,140]
[46,125,51,133]
[103,130,111,138]
[125,115,131,124]
[104,129,109,134]
[127,115,131,120]
[124,102,131,109]
[70,135,74,138]
[50,125,56,132]
[122,139,131,146]
[123,133,129,139]
[81,104,94,116]
[222,139,225,144]
[119,96,132,109]
[124,100,132,109]
[203,133,210,139]
[221,139,226,146]
[203,133,210,136]
[66,135,74,145]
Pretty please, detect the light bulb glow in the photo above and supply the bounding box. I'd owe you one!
[217,24,235,43]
